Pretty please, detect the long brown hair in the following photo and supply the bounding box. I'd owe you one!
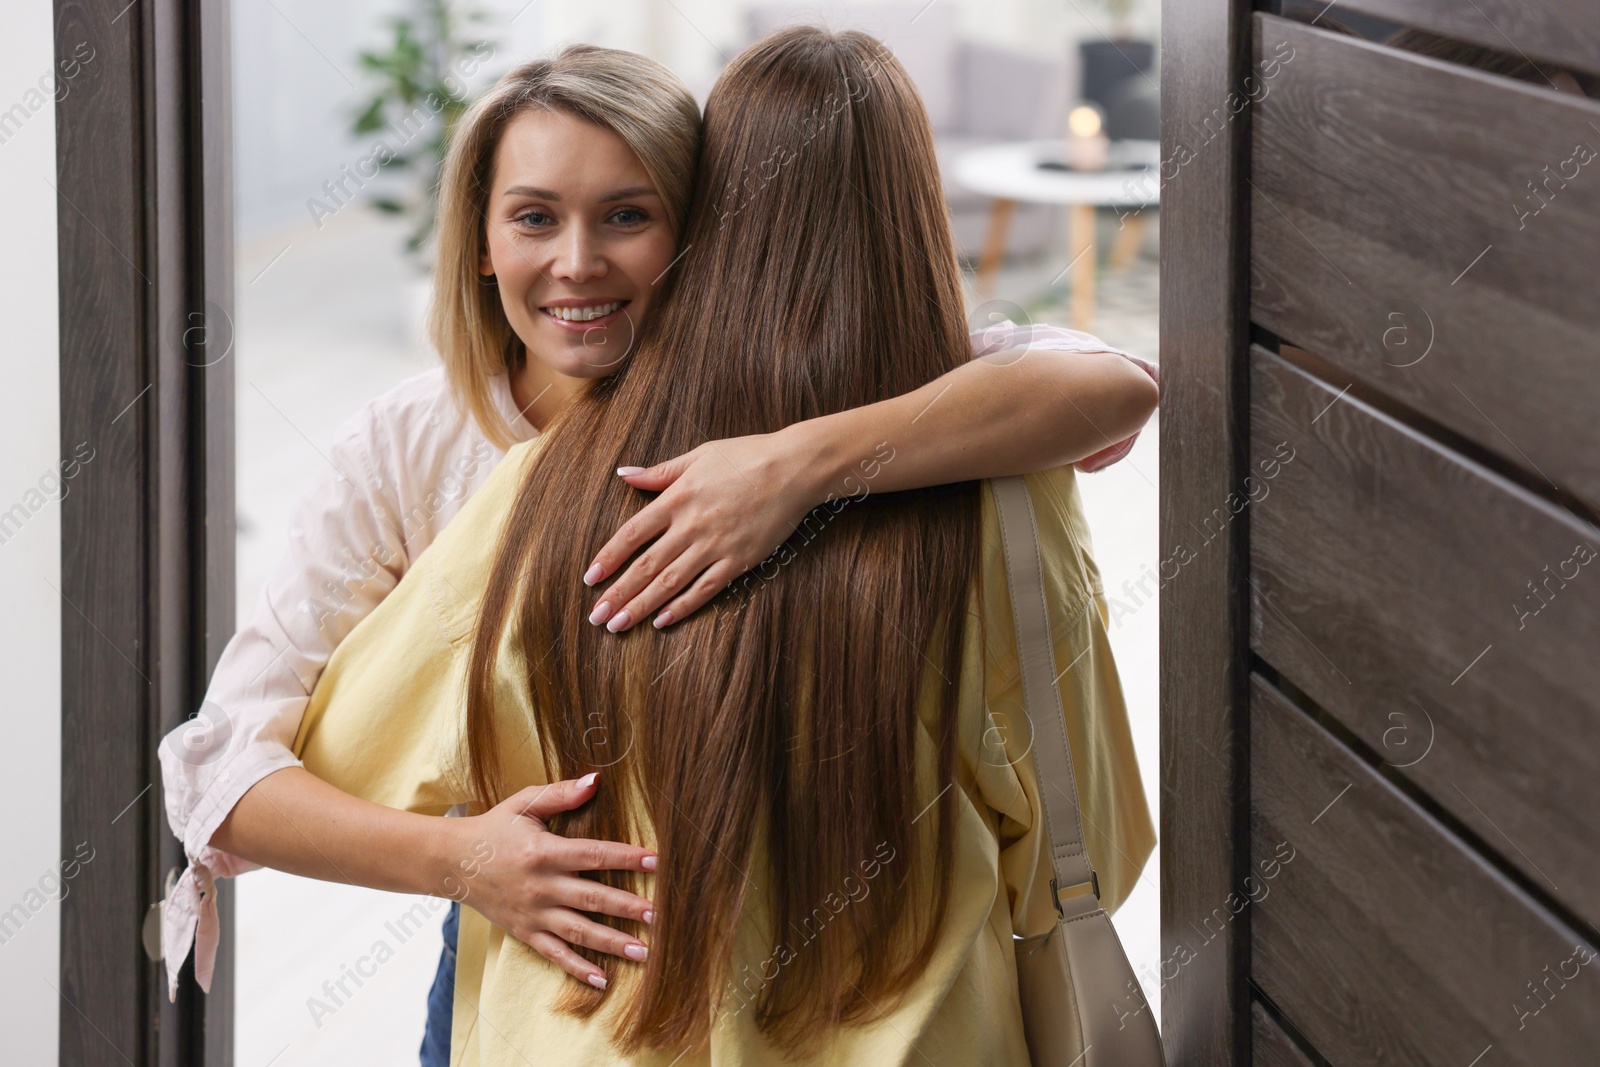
[465,27,980,1054]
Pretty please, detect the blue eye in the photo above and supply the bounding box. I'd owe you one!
[610,207,649,225]
[512,209,553,228]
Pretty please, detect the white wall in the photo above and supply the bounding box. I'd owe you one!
[0,0,64,1061]
[232,0,545,242]
[232,0,1160,241]
[523,0,1159,107]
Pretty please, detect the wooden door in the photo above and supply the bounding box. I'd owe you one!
[1162,1,1600,1062]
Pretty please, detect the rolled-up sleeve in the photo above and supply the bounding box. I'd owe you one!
[968,322,1159,474]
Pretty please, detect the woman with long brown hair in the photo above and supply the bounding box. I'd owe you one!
[288,26,1156,1064]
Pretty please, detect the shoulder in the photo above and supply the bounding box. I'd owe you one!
[979,467,1097,629]
[302,438,546,748]
[1022,467,1095,597]
[321,367,469,469]
[351,366,477,450]
[979,467,1081,544]
[327,367,507,551]
[417,437,549,644]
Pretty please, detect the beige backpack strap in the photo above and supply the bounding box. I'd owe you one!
[992,476,1099,918]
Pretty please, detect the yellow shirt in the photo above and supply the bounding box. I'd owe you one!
[294,438,1155,1066]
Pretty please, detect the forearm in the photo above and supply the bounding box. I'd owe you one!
[789,347,1159,500]
[586,341,1156,630]
[210,766,455,898]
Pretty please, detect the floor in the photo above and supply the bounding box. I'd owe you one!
[229,206,1162,1064]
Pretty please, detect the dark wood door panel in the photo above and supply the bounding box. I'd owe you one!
[1251,1000,1321,1067]
[1289,0,1600,79]
[1250,14,1600,507]
[1251,675,1600,1065]
[53,0,234,1060]
[1160,0,1253,1058]
[1248,346,1600,930]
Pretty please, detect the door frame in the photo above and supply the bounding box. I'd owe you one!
[50,0,1255,1059]
[54,0,234,1061]
[1159,0,1253,1061]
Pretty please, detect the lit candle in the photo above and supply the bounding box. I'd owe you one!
[1066,103,1108,171]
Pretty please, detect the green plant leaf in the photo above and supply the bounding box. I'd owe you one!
[349,0,498,261]
[352,98,388,133]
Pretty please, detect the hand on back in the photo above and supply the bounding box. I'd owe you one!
[450,773,656,990]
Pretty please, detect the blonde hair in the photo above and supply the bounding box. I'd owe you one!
[429,46,701,448]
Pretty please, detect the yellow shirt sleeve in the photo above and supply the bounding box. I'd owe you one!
[290,564,471,815]
[291,439,548,816]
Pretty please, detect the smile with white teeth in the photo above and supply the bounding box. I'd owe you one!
[542,301,623,322]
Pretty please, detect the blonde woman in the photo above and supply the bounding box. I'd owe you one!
[162,41,1155,1063]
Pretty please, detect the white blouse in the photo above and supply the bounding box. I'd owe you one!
[156,323,1154,1001]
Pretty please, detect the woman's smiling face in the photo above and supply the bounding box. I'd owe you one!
[481,108,678,379]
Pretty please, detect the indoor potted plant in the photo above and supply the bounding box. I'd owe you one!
[350,0,495,346]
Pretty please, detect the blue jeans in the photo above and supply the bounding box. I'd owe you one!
[419,900,460,1067]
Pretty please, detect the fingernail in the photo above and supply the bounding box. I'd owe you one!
[652,611,673,629]
[642,909,654,925]
[624,942,648,961]
[577,772,598,789]
[606,609,632,633]
[589,601,614,626]
[587,972,607,990]
[617,466,645,476]
[583,563,604,586]
[641,854,658,872]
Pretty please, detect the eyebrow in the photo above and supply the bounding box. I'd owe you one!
[501,185,660,202]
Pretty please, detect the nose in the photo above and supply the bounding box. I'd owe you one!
[549,221,608,283]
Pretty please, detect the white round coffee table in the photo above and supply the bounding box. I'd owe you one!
[954,139,1160,328]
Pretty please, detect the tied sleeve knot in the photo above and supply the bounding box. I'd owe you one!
[162,860,219,1001]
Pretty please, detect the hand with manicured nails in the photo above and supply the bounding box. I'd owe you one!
[453,772,657,990]
[583,433,816,633]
